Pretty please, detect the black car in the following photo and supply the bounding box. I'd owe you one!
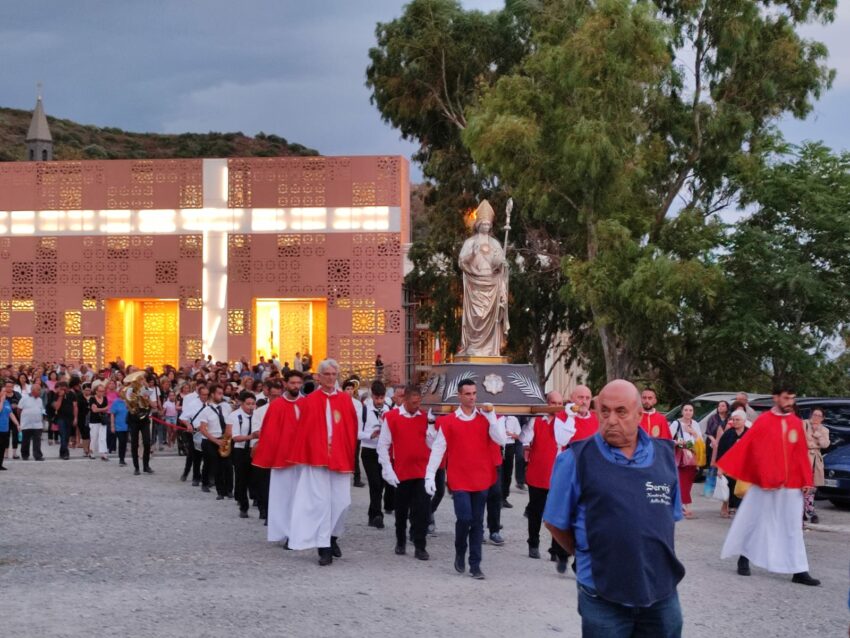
[820,444,850,509]
[749,397,850,452]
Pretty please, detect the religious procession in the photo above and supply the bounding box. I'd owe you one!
[2,199,843,638]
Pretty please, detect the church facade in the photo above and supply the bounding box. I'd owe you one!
[0,150,410,380]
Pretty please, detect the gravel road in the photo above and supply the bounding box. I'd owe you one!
[2,451,848,637]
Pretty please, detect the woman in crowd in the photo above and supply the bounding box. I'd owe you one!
[14,372,31,396]
[105,379,120,453]
[88,382,110,461]
[670,403,703,519]
[803,406,830,524]
[0,385,21,470]
[716,409,748,517]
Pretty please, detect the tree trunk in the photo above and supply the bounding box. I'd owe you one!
[587,218,633,381]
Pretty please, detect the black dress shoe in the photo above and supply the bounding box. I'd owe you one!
[353,480,366,488]
[414,548,430,561]
[180,473,188,482]
[469,568,486,580]
[737,556,751,576]
[318,549,333,566]
[330,537,342,558]
[143,467,154,474]
[119,461,127,466]
[556,557,568,574]
[395,543,406,555]
[528,546,541,559]
[239,510,249,519]
[515,483,526,491]
[809,514,819,524]
[202,485,211,493]
[133,469,141,476]
[791,571,821,586]
[454,553,465,574]
[192,480,200,487]
[501,500,513,509]
[368,516,385,529]
[216,495,225,500]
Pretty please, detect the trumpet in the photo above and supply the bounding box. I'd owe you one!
[219,433,233,458]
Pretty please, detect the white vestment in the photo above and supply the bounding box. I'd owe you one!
[267,466,350,549]
[720,486,808,573]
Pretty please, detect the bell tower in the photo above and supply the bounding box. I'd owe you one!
[26,85,53,162]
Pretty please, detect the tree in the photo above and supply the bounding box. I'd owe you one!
[713,143,850,394]
[463,0,835,386]
[367,0,576,379]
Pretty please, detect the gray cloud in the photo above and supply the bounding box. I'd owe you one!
[0,0,846,184]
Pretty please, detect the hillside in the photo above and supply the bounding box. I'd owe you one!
[0,106,318,161]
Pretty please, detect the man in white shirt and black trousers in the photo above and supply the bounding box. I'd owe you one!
[358,380,393,528]
[227,391,258,518]
[198,384,233,500]
[180,383,208,486]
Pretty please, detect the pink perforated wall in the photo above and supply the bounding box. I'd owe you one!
[0,235,203,367]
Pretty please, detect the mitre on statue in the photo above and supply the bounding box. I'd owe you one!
[474,200,496,225]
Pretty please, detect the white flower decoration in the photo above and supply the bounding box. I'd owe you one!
[483,373,504,395]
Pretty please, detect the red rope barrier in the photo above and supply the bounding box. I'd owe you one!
[151,415,191,432]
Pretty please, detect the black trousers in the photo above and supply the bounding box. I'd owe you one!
[21,429,43,460]
[430,468,446,517]
[202,439,232,497]
[107,427,116,453]
[353,440,362,483]
[0,431,8,466]
[253,466,270,518]
[486,466,502,534]
[527,485,568,559]
[116,431,129,462]
[503,443,526,495]
[128,416,151,471]
[182,432,203,480]
[395,478,430,550]
[232,447,252,512]
[361,447,394,519]
[9,422,18,450]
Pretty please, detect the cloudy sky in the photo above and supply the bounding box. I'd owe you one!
[1,0,848,181]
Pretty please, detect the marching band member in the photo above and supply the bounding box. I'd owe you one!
[198,384,233,500]
[640,388,672,439]
[227,391,257,518]
[358,380,393,528]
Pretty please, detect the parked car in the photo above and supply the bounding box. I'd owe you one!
[749,397,850,452]
[820,445,850,509]
[665,392,770,433]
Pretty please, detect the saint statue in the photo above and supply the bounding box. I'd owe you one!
[458,200,509,357]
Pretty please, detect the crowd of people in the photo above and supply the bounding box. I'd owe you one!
[0,357,829,636]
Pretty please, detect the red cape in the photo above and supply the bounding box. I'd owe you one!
[286,390,358,473]
[640,412,672,440]
[717,410,813,489]
[252,397,299,469]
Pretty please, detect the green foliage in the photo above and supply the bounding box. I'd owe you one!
[714,143,850,394]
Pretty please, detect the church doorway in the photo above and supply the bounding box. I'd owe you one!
[253,298,326,367]
[104,299,179,370]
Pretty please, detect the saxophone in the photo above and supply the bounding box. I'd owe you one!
[219,432,233,458]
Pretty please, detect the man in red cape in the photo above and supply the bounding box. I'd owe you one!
[253,371,302,526]
[640,388,672,440]
[262,359,357,566]
[719,384,820,586]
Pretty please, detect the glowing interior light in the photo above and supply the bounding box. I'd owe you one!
[11,211,35,234]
